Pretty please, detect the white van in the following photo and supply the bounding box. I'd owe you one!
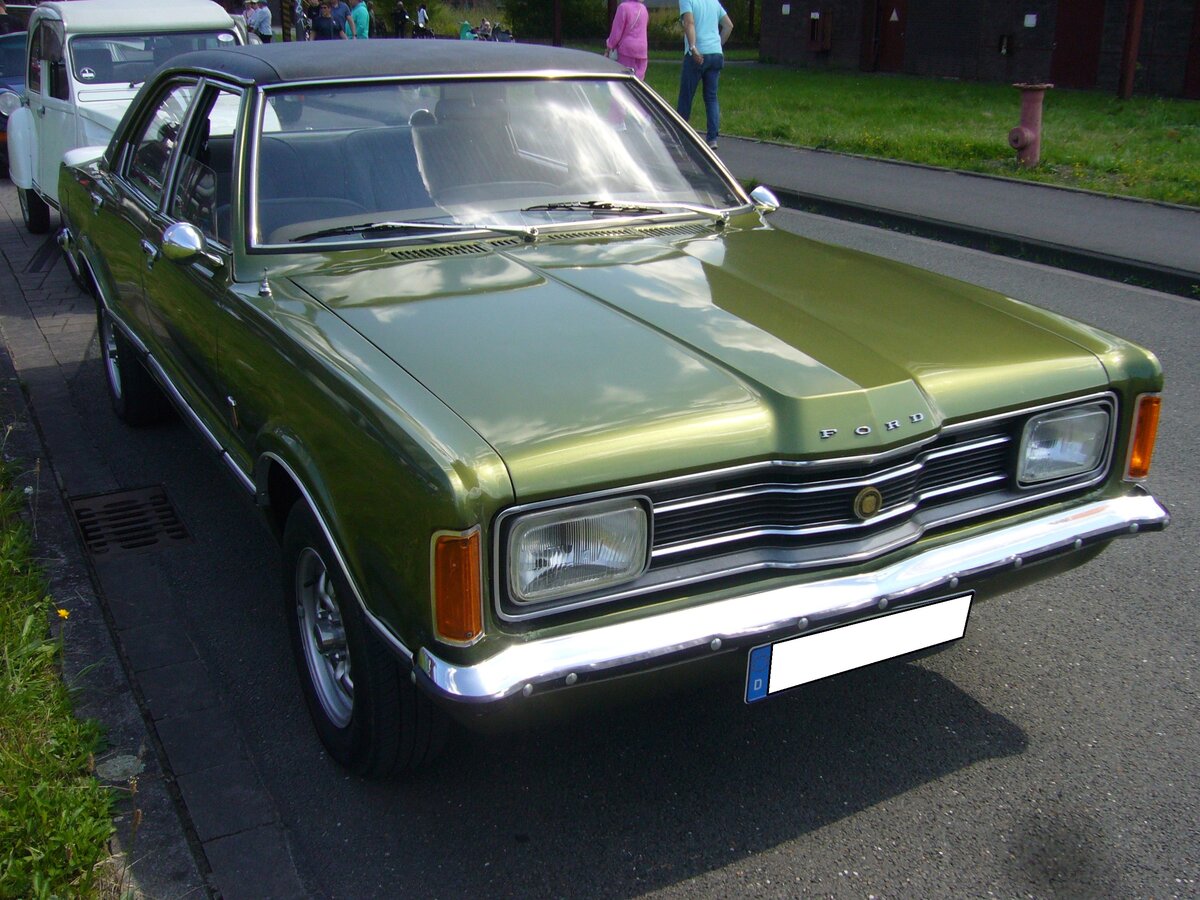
[7,0,244,233]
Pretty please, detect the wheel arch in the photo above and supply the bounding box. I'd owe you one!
[255,449,416,667]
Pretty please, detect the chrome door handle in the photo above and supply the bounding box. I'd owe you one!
[90,192,104,213]
[139,238,159,268]
[37,106,45,117]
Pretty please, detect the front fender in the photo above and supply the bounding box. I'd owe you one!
[7,105,37,189]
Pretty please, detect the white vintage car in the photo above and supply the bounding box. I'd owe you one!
[7,0,243,233]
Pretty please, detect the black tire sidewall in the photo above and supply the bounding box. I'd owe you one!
[97,306,170,426]
[19,188,51,234]
[282,501,404,774]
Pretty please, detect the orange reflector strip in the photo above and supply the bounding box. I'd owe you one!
[1127,394,1161,480]
[434,531,482,644]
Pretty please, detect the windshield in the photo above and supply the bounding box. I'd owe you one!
[70,31,238,86]
[253,78,742,246]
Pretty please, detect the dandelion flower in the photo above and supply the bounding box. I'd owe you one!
[57,608,70,620]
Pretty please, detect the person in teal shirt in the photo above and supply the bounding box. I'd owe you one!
[345,0,370,38]
[676,0,733,148]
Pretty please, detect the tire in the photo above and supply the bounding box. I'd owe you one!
[282,501,447,777]
[18,187,51,234]
[97,306,171,425]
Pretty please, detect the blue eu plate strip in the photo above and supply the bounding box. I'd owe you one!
[745,644,772,703]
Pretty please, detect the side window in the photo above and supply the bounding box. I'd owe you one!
[125,83,196,208]
[26,22,44,94]
[170,88,242,246]
[43,22,68,101]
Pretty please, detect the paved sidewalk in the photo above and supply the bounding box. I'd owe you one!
[0,182,306,898]
[718,139,1200,298]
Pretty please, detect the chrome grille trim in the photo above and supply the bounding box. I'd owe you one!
[652,432,1014,555]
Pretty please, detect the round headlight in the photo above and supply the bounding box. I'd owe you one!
[0,90,20,118]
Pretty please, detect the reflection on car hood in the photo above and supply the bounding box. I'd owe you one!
[291,226,1112,498]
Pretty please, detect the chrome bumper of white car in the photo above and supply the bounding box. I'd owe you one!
[414,491,1168,705]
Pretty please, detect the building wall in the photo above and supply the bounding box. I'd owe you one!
[760,0,1200,97]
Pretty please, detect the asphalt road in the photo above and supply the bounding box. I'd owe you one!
[6,196,1198,897]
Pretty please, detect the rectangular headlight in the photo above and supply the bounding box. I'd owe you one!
[508,498,649,605]
[1018,404,1110,485]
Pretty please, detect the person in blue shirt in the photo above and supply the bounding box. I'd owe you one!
[676,0,733,149]
[329,0,350,35]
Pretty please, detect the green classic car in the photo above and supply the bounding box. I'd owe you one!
[58,41,1168,777]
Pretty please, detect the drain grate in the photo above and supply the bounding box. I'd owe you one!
[70,486,190,557]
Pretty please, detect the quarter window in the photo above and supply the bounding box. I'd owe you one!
[126,83,196,208]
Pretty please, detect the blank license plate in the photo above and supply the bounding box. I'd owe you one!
[745,593,973,703]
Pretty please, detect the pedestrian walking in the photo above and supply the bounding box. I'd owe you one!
[606,0,649,80]
[414,2,431,37]
[329,0,350,34]
[251,0,275,43]
[311,2,337,38]
[394,0,408,37]
[676,0,732,148]
[344,0,370,38]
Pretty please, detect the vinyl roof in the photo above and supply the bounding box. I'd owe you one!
[165,40,624,87]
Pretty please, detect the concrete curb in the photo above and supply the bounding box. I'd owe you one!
[768,185,1200,300]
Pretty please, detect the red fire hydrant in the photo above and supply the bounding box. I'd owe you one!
[1008,83,1053,167]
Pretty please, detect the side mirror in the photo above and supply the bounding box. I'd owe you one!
[160,221,206,262]
[750,185,780,214]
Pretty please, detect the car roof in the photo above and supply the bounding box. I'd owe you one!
[164,39,625,87]
[31,0,236,34]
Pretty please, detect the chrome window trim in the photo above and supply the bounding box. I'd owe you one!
[491,392,1118,622]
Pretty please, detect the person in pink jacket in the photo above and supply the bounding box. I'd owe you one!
[606,0,649,80]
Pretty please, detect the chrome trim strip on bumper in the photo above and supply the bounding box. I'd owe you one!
[418,492,1168,705]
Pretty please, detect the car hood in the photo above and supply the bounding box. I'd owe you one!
[291,224,1113,498]
[75,93,138,142]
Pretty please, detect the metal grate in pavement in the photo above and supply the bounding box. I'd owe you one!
[69,486,190,557]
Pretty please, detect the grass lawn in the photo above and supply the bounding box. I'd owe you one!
[0,454,114,897]
[643,62,1200,207]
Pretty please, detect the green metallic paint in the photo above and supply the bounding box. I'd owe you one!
[294,223,1124,502]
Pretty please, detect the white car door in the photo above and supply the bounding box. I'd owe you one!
[28,18,75,205]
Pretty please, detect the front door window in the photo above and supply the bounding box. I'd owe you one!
[125,82,196,208]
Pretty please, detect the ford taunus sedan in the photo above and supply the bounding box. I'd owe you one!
[58,42,1168,777]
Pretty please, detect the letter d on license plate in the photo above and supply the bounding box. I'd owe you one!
[745,593,972,702]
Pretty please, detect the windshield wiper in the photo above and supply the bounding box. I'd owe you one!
[522,199,730,226]
[289,219,538,243]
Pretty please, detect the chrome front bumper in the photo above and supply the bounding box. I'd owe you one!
[415,491,1168,705]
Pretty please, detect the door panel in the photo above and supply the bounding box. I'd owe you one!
[30,20,73,201]
[142,85,243,443]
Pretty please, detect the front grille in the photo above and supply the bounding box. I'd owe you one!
[651,433,1010,558]
[494,394,1117,622]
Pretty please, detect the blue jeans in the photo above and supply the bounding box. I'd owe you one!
[677,53,724,143]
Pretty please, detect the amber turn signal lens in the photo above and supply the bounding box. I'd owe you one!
[434,531,482,644]
[1127,394,1161,480]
